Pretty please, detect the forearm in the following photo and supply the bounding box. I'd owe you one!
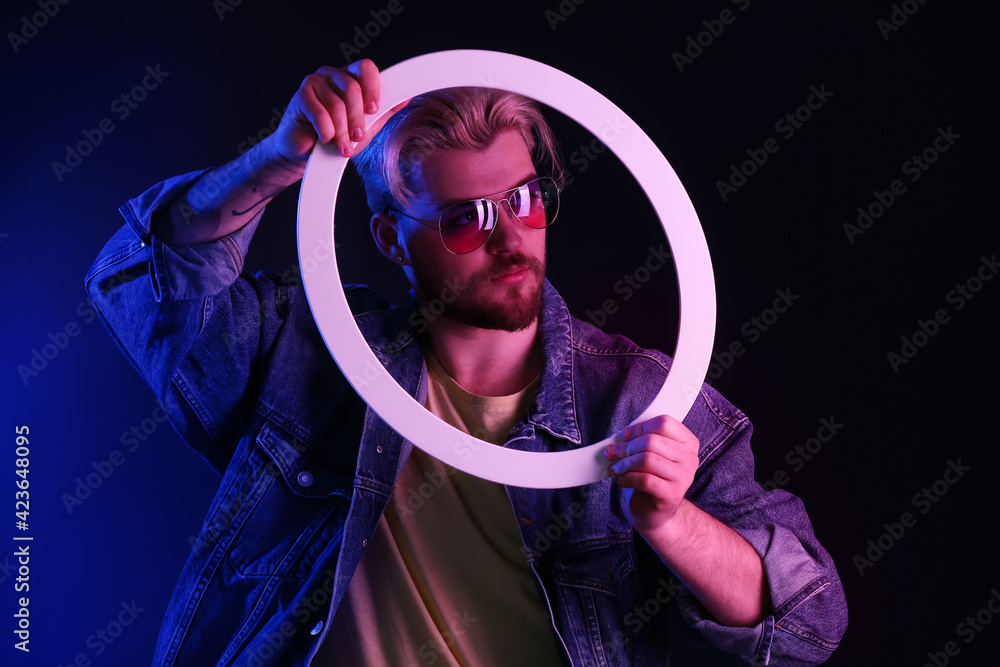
[153,136,305,246]
[641,499,770,627]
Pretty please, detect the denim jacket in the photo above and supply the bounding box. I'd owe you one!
[86,169,847,666]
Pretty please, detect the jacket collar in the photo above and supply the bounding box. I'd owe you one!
[355,278,582,446]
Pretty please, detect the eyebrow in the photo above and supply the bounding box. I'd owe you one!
[435,171,540,209]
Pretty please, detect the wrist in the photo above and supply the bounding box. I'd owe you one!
[640,498,693,545]
[253,135,307,186]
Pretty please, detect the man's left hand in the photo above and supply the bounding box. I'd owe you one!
[604,414,699,535]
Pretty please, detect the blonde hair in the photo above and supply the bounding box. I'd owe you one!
[351,87,563,214]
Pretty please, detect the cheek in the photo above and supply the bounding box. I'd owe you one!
[402,225,448,267]
[526,228,547,255]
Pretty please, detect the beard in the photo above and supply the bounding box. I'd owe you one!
[411,252,546,333]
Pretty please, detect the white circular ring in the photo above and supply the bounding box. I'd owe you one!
[297,50,715,488]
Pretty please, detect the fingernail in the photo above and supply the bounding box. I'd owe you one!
[340,143,352,157]
[622,427,632,441]
[351,127,364,141]
[604,445,616,460]
[366,101,378,114]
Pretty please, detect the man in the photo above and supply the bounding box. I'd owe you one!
[87,59,847,665]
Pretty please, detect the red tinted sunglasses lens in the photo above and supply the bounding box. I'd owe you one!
[440,200,496,253]
[437,178,559,253]
[511,179,557,229]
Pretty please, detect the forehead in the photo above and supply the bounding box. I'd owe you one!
[409,131,537,208]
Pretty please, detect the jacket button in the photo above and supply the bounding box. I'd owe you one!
[362,538,368,547]
[376,445,383,454]
[310,620,324,635]
[297,471,314,487]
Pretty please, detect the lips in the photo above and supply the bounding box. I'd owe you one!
[478,254,545,288]
[492,265,530,280]
[490,267,531,286]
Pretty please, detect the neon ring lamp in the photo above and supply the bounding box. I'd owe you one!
[297,50,715,488]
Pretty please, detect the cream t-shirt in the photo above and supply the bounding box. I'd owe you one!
[316,351,564,665]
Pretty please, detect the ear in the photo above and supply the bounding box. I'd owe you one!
[371,210,408,265]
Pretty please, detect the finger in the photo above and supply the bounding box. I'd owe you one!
[299,78,337,145]
[612,470,679,504]
[606,429,691,461]
[625,414,686,440]
[622,415,697,451]
[609,453,692,511]
[370,97,411,134]
[310,75,351,156]
[328,69,367,145]
[351,97,411,155]
[608,448,687,481]
[347,58,381,115]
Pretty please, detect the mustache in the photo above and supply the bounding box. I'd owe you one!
[484,254,546,281]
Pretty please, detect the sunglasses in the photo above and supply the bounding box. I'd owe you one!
[388,176,560,254]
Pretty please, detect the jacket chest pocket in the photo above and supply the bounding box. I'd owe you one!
[215,420,354,583]
[549,540,647,665]
[552,540,635,594]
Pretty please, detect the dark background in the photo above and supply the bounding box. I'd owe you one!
[2,0,997,664]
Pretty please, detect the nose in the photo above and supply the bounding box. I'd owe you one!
[484,199,525,254]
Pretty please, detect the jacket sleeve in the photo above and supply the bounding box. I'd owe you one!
[85,169,280,473]
[673,384,849,666]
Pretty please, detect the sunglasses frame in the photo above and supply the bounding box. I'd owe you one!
[387,176,561,255]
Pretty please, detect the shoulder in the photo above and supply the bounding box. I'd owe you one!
[345,284,391,315]
[567,313,749,461]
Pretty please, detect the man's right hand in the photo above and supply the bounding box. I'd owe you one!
[155,59,405,246]
[269,59,384,162]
